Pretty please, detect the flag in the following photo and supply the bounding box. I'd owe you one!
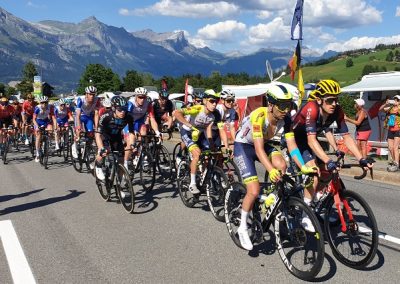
[161,78,168,91]
[184,78,189,104]
[297,68,305,103]
[288,41,301,80]
[291,0,304,40]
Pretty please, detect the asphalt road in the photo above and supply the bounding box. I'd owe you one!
[0,142,400,283]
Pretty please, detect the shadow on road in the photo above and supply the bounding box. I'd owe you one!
[0,190,85,215]
[0,188,45,202]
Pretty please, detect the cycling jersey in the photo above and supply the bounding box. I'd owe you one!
[34,104,54,121]
[235,107,291,145]
[98,112,134,152]
[22,101,36,116]
[11,104,22,116]
[0,105,15,119]
[54,105,72,126]
[216,104,236,124]
[75,97,100,117]
[153,99,173,124]
[127,98,154,121]
[181,105,217,131]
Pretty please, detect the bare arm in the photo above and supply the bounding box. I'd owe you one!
[307,134,331,163]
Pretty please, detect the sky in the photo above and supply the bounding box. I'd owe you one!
[1,0,400,55]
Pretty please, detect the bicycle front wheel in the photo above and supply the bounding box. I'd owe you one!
[42,136,49,169]
[274,197,324,281]
[156,145,173,180]
[116,164,135,213]
[325,189,378,269]
[139,150,156,191]
[206,166,229,222]
[176,160,196,208]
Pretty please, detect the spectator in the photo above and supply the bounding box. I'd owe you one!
[344,98,371,159]
[379,96,400,171]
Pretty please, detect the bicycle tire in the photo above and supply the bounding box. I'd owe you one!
[62,130,69,161]
[2,138,9,164]
[42,135,49,169]
[223,159,242,184]
[139,149,156,191]
[176,160,197,208]
[274,197,324,281]
[224,182,250,249]
[115,164,135,213]
[172,142,187,171]
[84,142,96,175]
[156,145,173,180]
[29,133,35,158]
[324,189,378,269]
[71,140,83,173]
[97,155,115,201]
[206,166,229,222]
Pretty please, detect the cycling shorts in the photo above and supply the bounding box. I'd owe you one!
[76,115,94,132]
[102,135,125,153]
[0,117,13,129]
[233,142,281,184]
[123,116,146,135]
[35,118,51,130]
[180,128,210,151]
[57,117,69,127]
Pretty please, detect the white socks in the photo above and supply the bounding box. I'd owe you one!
[190,173,196,185]
[240,210,249,229]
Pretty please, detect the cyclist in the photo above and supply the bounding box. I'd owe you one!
[94,96,135,180]
[292,79,373,211]
[123,87,161,169]
[22,93,37,145]
[215,89,237,147]
[152,88,174,131]
[33,96,55,162]
[11,99,22,141]
[54,98,73,150]
[98,98,112,117]
[234,84,317,250]
[0,97,15,151]
[173,89,228,194]
[72,86,100,158]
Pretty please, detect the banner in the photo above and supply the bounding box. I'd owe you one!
[291,0,304,40]
[184,78,188,104]
[161,78,168,91]
[33,75,42,96]
[288,41,301,80]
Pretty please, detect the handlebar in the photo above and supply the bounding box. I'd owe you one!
[328,153,375,180]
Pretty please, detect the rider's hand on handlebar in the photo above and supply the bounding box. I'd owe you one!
[269,168,282,183]
[300,165,319,176]
[335,150,345,159]
[326,159,338,172]
[359,158,373,170]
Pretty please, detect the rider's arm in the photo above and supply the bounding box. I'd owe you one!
[307,134,331,163]
[285,132,306,168]
[342,134,363,161]
[32,108,39,128]
[95,114,107,150]
[324,131,338,152]
[75,108,82,128]
[94,109,99,130]
[172,109,193,128]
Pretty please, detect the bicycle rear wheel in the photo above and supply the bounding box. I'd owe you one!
[206,166,229,222]
[139,150,156,191]
[274,197,324,281]
[2,138,9,164]
[325,189,378,269]
[116,164,135,213]
[223,159,242,184]
[176,160,196,208]
[71,140,83,173]
[29,133,35,158]
[62,131,69,161]
[42,136,49,169]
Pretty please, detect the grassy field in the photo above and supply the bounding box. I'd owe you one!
[281,48,400,87]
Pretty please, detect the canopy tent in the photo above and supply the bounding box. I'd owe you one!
[342,72,400,93]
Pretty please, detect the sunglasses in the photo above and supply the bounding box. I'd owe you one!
[207,99,219,104]
[86,93,96,96]
[225,99,235,103]
[59,104,65,107]
[275,101,292,112]
[116,107,127,112]
[323,97,338,105]
[195,99,203,103]
[40,102,48,104]
[137,96,146,99]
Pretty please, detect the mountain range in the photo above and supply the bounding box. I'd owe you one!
[0,7,336,92]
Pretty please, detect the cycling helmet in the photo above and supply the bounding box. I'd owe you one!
[19,99,25,104]
[203,89,220,100]
[266,84,293,104]
[220,89,235,100]
[102,98,112,108]
[37,96,49,103]
[193,91,204,99]
[159,88,169,98]
[85,85,97,94]
[134,87,148,96]
[187,85,194,95]
[12,100,19,104]
[111,96,127,108]
[308,79,341,101]
[58,98,67,105]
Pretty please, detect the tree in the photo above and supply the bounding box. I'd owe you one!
[386,51,394,62]
[0,83,5,96]
[5,86,16,98]
[22,61,38,81]
[339,93,357,118]
[346,58,354,67]
[16,80,34,95]
[78,64,121,94]
[123,70,143,91]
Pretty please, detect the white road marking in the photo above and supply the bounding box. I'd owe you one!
[359,226,400,245]
[0,220,36,284]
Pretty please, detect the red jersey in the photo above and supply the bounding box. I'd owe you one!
[0,105,15,119]
[12,104,22,116]
[22,100,37,116]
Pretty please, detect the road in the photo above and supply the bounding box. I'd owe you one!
[0,142,400,283]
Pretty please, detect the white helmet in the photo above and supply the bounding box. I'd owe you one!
[58,98,67,105]
[85,85,97,94]
[37,96,49,103]
[187,85,194,95]
[102,98,112,108]
[220,89,235,100]
[19,99,25,104]
[134,87,148,96]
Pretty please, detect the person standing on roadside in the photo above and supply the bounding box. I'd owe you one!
[345,98,371,159]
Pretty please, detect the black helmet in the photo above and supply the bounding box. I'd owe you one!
[159,88,169,98]
[111,96,127,108]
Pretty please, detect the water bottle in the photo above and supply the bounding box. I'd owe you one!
[264,193,277,208]
[192,129,200,142]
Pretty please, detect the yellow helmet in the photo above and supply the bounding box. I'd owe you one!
[308,79,341,101]
[266,84,293,104]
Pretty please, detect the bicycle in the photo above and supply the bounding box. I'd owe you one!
[176,149,229,221]
[0,126,15,164]
[71,131,97,174]
[147,131,173,180]
[311,155,378,269]
[224,175,325,281]
[95,150,135,213]
[37,126,51,169]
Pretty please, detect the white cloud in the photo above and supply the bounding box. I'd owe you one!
[256,11,272,20]
[304,0,382,28]
[324,35,400,52]
[26,1,45,8]
[197,20,246,41]
[248,17,290,45]
[396,6,400,17]
[120,0,239,18]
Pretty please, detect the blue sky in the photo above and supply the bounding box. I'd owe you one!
[1,0,400,55]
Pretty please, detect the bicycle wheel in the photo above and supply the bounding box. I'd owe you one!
[96,156,114,201]
[29,133,35,158]
[84,142,96,175]
[325,189,378,269]
[2,138,9,164]
[176,160,197,208]
[206,166,229,222]
[156,145,173,180]
[172,142,186,171]
[274,197,324,281]
[62,131,69,161]
[224,182,253,249]
[42,136,49,169]
[223,159,242,184]
[139,149,156,191]
[115,164,135,213]
[71,140,83,173]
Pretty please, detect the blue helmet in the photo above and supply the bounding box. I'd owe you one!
[159,88,169,98]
